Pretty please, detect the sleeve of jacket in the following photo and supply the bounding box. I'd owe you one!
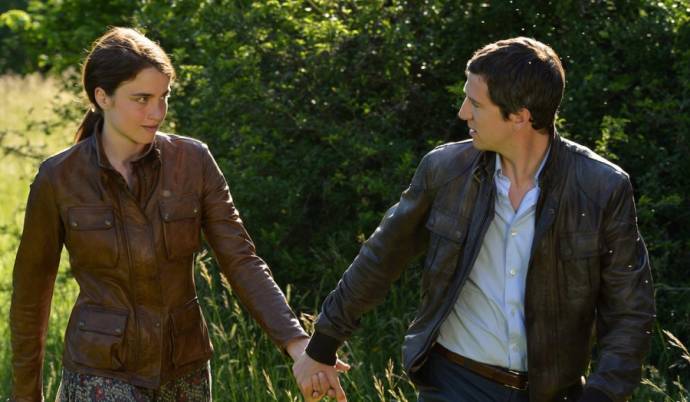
[584,174,655,401]
[198,144,308,350]
[11,164,64,402]
[306,154,434,365]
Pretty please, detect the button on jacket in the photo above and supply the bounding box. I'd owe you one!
[11,132,307,401]
[308,134,655,402]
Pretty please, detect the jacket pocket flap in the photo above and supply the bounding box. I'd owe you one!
[171,298,202,335]
[78,306,128,337]
[160,195,200,222]
[67,206,115,231]
[425,208,466,243]
[559,232,600,260]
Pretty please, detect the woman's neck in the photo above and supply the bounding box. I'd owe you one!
[101,124,148,168]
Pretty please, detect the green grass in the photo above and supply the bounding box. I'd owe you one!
[0,74,687,401]
[0,73,77,400]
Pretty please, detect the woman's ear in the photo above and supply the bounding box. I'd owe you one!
[94,87,110,110]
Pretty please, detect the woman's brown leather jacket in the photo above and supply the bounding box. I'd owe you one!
[11,132,307,401]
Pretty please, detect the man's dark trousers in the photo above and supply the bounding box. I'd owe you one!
[417,350,530,402]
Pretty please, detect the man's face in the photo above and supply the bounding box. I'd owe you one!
[457,72,514,153]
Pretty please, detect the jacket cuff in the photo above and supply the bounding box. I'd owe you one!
[305,331,342,365]
[578,387,612,402]
[11,395,44,402]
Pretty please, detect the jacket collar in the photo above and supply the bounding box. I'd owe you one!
[537,130,562,190]
[90,124,161,171]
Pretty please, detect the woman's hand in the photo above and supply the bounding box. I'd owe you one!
[286,337,351,401]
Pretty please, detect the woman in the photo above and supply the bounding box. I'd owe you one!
[10,27,340,401]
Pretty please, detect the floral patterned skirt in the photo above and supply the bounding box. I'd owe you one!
[55,364,211,402]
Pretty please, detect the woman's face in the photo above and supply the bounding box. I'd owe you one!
[97,67,171,146]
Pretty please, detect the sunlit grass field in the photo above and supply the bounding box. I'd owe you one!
[0,74,686,401]
[0,73,77,398]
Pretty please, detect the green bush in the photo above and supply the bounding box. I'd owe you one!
[0,0,139,73]
[2,0,688,399]
[0,0,29,73]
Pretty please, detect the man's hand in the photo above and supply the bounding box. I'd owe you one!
[292,350,350,401]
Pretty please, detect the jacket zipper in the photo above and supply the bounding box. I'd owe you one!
[410,172,496,371]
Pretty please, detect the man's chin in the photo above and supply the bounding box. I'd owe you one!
[470,137,485,150]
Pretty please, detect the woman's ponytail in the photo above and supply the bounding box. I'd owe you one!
[74,109,103,143]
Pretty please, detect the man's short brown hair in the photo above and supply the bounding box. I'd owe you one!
[466,37,565,135]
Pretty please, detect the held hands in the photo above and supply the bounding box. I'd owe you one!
[287,338,350,401]
[293,352,350,401]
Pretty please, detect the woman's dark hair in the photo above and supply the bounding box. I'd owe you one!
[75,27,175,142]
[466,37,565,135]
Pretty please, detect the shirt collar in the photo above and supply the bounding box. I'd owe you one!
[495,145,551,183]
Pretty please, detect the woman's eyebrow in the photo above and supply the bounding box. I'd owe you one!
[130,89,170,97]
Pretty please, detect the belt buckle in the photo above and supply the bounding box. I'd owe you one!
[504,370,528,391]
[505,381,528,391]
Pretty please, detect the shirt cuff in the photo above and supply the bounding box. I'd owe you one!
[578,387,612,402]
[305,331,342,365]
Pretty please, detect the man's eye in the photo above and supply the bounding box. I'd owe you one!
[136,97,147,104]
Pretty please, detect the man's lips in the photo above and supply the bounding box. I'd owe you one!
[469,128,477,136]
[142,125,159,133]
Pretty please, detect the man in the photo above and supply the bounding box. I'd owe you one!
[293,37,655,402]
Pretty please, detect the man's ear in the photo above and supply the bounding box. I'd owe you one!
[510,107,532,130]
[94,87,111,110]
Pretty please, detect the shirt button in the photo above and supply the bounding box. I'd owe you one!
[155,322,161,328]
[511,231,517,236]
[511,308,516,316]
[511,343,518,351]
[71,221,78,228]
[509,268,517,276]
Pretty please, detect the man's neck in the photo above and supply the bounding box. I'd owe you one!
[497,131,550,190]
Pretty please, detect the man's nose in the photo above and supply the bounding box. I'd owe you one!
[457,97,471,121]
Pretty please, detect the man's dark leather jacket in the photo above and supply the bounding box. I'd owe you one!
[11,132,307,401]
[308,134,655,402]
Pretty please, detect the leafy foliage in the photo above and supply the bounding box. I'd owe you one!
[1,0,689,399]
